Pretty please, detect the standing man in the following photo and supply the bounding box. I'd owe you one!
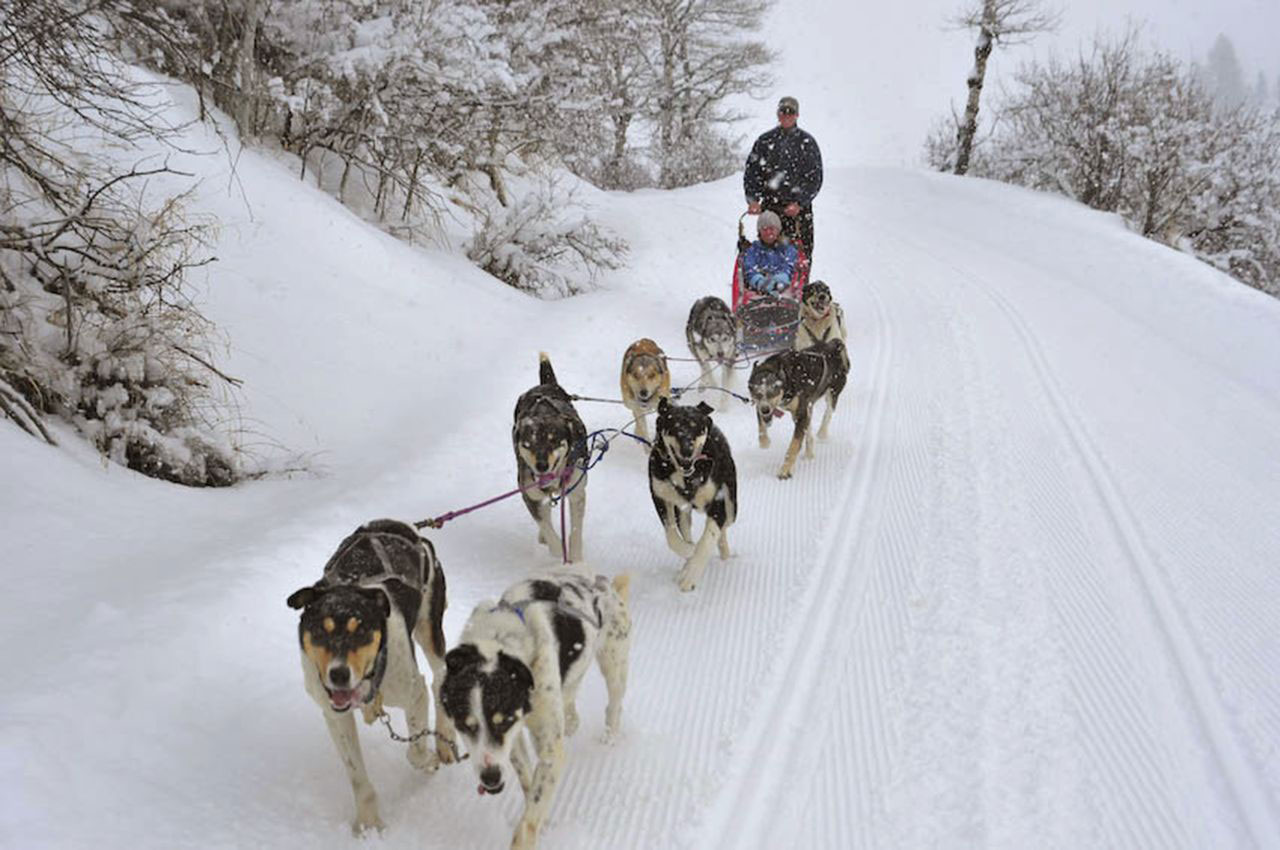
[744,95,823,261]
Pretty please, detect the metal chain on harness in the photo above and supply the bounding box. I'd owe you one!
[375,709,469,762]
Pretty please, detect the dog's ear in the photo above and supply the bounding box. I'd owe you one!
[286,584,323,610]
[445,644,483,675]
[696,401,715,416]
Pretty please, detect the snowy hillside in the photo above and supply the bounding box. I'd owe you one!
[4,79,1280,850]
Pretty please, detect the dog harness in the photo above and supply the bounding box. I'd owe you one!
[320,522,433,669]
[492,576,607,631]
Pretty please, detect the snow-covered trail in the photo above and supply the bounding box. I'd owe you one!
[5,142,1280,849]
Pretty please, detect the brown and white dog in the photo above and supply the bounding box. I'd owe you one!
[794,280,847,351]
[287,520,457,834]
[619,338,671,442]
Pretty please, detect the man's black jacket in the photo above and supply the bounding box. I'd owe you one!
[744,125,823,208]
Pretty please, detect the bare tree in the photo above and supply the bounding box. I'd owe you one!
[636,0,775,188]
[949,0,1059,175]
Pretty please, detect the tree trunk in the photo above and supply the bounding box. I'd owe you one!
[657,28,677,188]
[608,111,632,187]
[235,0,266,139]
[402,149,423,221]
[955,4,995,176]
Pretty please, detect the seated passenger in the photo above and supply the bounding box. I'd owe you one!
[743,210,798,295]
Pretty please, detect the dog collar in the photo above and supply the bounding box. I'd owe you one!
[492,600,527,623]
[365,634,390,698]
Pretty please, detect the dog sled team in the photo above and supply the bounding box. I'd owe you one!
[288,272,851,848]
[287,95,848,848]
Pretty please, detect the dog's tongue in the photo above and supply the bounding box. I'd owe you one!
[772,408,785,419]
[329,688,359,710]
[477,784,487,796]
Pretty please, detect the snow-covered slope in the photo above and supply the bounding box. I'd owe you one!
[4,81,1280,850]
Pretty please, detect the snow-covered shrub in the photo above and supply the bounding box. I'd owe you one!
[655,125,742,189]
[1,0,243,484]
[467,178,628,299]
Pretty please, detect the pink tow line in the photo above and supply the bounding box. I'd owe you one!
[414,467,575,563]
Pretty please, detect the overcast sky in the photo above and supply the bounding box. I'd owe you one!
[745,0,1280,167]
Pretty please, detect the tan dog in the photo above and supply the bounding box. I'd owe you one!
[794,280,847,350]
[620,338,671,442]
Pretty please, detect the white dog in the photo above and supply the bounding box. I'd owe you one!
[441,571,631,849]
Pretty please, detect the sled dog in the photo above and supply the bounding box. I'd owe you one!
[442,570,631,850]
[619,338,671,442]
[648,397,738,591]
[794,280,847,350]
[286,519,456,834]
[684,295,738,408]
[748,339,849,479]
[513,353,588,562]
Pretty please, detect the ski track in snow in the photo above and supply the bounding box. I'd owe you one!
[811,210,1279,850]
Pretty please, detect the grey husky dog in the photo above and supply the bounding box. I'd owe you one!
[685,295,738,408]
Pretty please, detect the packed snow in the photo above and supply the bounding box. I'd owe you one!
[4,74,1280,850]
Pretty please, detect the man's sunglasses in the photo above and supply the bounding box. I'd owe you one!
[778,107,797,115]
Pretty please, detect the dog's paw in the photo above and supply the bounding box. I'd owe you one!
[352,812,386,836]
[408,741,441,773]
[777,468,793,480]
[599,727,621,745]
[676,568,698,592]
[512,820,540,850]
[436,736,459,765]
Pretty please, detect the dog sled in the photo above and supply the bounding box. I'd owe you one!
[731,212,809,356]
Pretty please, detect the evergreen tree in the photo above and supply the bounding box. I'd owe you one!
[1206,33,1246,107]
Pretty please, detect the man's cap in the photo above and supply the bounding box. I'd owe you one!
[777,96,799,114]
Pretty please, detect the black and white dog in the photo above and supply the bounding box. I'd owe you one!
[685,295,738,409]
[794,280,847,350]
[513,353,588,562]
[442,571,631,850]
[649,397,738,591]
[287,519,457,833]
[748,338,850,479]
